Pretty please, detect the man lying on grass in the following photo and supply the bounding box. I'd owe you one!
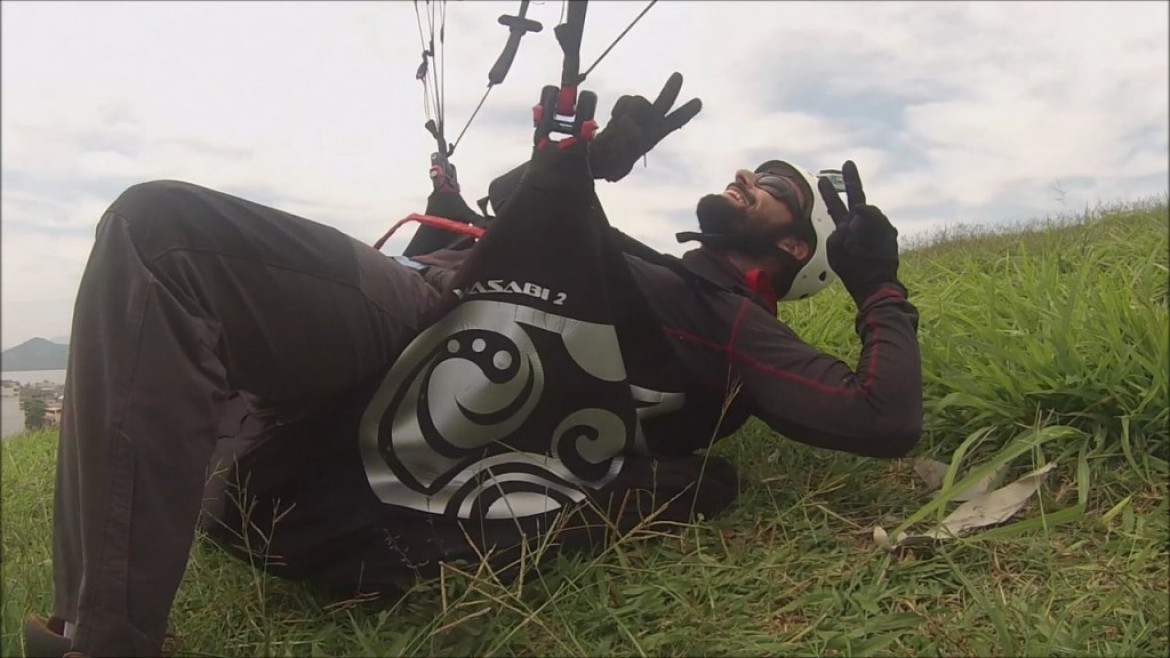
[24,74,923,657]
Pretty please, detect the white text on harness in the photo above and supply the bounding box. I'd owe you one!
[453,280,567,306]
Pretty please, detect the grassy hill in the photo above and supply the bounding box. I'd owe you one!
[3,198,1167,656]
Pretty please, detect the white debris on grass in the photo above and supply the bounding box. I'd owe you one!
[875,463,1057,549]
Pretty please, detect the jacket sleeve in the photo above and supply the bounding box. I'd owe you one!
[728,286,923,458]
[411,247,472,293]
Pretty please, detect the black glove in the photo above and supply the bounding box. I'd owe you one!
[818,161,903,307]
[588,72,702,182]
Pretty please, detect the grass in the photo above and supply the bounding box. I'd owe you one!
[3,197,1168,656]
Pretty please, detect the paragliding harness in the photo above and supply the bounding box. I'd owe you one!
[357,0,718,523]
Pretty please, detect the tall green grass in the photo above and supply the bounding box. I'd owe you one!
[3,199,1167,656]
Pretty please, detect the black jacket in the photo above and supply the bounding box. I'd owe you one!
[414,242,923,458]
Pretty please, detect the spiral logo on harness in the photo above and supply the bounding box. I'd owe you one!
[360,299,630,519]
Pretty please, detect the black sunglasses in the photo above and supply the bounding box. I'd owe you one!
[753,161,812,222]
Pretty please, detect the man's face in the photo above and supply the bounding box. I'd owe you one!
[695,168,809,247]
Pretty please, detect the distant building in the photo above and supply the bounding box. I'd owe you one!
[43,402,64,427]
[19,382,65,403]
[1,380,18,397]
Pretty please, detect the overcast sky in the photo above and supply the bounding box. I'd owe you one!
[2,0,1167,350]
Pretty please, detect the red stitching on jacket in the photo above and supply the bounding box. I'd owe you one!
[664,304,883,398]
[861,316,880,385]
[663,298,751,355]
[727,297,751,348]
[664,327,727,353]
[861,286,905,308]
[726,350,866,395]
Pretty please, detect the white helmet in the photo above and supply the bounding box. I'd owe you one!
[754,161,841,301]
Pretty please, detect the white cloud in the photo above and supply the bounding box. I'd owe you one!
[0,231,92,349]
[1,0,1167,348]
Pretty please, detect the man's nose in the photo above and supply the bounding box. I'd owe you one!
[735,169,755,187]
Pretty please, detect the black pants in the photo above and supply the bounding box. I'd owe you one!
[50,180,738,656]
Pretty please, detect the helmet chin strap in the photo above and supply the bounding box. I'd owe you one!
[675,230,751,252]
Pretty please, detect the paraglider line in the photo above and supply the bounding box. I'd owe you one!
[579,0,657,83]
[450,86,493,155]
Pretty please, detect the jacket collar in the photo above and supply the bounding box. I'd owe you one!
[680,247,778,312]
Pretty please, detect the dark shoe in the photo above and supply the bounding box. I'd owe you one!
[21,615,84,658]
[22,614,179,658]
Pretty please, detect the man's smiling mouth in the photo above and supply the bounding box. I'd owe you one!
[724,184,749,204]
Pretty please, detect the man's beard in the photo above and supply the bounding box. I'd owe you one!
[695,193,746,235]
[691,192,808,297]
[695,193,793,248]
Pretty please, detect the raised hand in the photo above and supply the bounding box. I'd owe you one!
[818,161,903,306]
[588,72,702,182]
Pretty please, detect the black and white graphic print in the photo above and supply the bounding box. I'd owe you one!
[361,145,691,521]
[360,299,633,519]
[629,385,687,454]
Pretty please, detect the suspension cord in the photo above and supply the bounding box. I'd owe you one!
[437,0,447,138]
[431,1,444,146]
[413,0,453,159]
[446,0,543,156]
[450,87,492,155]
[428,1,437,133]
[412,1,434,126]
[578,0,656,83]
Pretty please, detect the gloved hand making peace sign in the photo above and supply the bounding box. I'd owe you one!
[589,72,702,182]
[817,161,905,307]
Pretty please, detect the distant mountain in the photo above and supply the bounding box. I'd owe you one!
[1,338,69,372]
